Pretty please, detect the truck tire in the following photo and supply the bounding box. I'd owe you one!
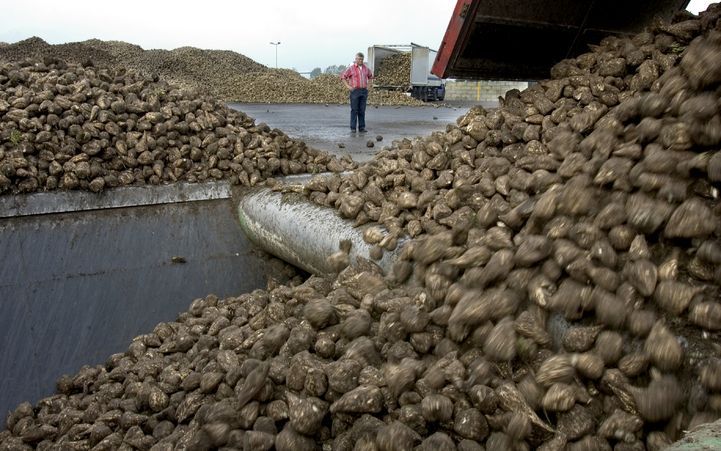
[411,86,419,100]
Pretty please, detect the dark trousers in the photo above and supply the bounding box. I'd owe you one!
[350,88,368,131]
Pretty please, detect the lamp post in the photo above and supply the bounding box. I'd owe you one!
[269,41,281,68]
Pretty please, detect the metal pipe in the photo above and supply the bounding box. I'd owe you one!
[236,186,403,277]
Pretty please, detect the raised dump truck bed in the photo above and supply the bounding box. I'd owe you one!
[432,0,690,80]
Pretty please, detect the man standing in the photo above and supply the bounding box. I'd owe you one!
[341,52,373,133]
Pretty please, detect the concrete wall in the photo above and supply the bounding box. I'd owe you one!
[445,80,529,102]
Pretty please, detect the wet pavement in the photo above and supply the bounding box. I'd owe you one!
[229,101,492,162]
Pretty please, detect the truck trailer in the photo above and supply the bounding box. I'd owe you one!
[367,43,445,101]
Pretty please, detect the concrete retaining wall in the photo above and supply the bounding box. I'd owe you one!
[0,183,289,419]
[445,80,529,102]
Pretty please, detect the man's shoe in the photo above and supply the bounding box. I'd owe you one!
[359,128,367,133]
[350,129,357,133]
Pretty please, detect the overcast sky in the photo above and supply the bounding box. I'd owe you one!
[0,0,715,73]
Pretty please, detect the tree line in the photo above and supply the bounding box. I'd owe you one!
[309,64,348,79]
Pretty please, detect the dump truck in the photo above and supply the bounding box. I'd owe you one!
[367,43,445,101]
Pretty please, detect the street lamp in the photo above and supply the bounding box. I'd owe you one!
[269,41,281,69]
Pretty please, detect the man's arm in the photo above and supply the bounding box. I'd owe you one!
[340,66,353,91]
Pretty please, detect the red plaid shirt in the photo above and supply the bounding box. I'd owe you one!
[341,63,373,89]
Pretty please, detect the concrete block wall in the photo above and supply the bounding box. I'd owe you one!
[445,80,529,102]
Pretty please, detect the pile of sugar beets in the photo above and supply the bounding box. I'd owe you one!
[3,4,721,451]
[0,38,424,106]
[374,52,413,89]
[0,59,355,195]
